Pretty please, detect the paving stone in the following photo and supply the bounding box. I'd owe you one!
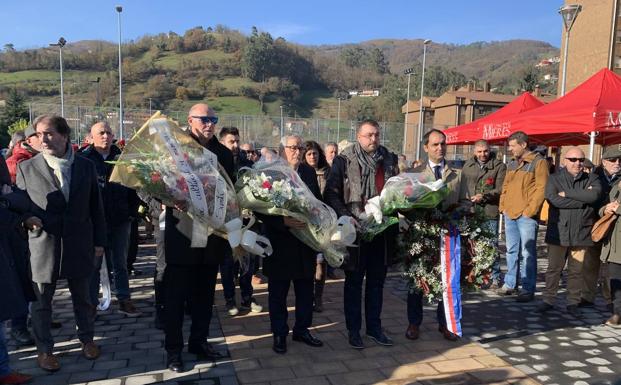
[429,358,485,373]
[125,375,161,385]
[326,369,387,385]
[68,370,109,383]
[93,359,128,370]
[236,367,296,383]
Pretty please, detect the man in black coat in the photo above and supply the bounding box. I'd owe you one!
[324,120,398,349]
[80,121,141,317]
[163,103,234,372]
[537,147,602,317]
[261,134,324,354]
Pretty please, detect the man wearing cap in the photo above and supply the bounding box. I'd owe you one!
[585,145,621,310]
[6,126,41,184]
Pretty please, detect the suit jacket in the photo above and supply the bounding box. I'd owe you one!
[412,161,461,211]
[16,153,106,283]
[260,163,321,280]
[164,135,235,266]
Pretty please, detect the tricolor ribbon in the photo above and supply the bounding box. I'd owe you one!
[440,224,462,337]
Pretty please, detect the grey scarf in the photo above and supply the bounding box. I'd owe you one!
[42,144,74,201]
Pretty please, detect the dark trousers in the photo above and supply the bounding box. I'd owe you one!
[163,264,219,354]
[31,278,95,353]
[407,291,446,327]
[268,278,313,337]
[127,218,139,271]
[610,262,621,316]
[220,251,254,303]
[343,238,387,336]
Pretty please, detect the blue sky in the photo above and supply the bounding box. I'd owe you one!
[1,1,563,49]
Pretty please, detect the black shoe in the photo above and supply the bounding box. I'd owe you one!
[188,342,224,360]
[366,331,394,346]
[348,331,364,349]
[273,335,287,354]
[10,328,34,346]
[516,292,534,303]
[578,299,594,308]
[166,352,184,372]
[567,305,582,318]
[535,302,554,313]
[292,331,323,347]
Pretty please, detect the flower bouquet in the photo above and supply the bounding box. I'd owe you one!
[359,173,448,241]
[109,112,271,257]
[236,158,356,267]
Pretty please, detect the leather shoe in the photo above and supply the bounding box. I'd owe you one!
[272,335,287,354]
[438,325,459,341]
[0,371,33,384]
[188,342,224,360]
[405,324,420,340]
[292,331,323,347]
[166,352,184,372]
[37,352,60,372]
[81,341,100,360]
[348,332,364,349]
[516,292,534,303]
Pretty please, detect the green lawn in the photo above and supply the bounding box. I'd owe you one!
[155,49,235,70]
[0,69,106,85]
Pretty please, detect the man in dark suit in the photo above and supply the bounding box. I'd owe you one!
[163,103,234,372]
[16,115,106,372]
[324,119,399,349]
[407,129,461,342]
[261,134,324,354]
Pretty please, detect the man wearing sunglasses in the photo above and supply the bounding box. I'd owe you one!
[162,103,235,372]
[537,147,602,317]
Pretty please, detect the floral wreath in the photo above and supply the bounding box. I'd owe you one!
[398,207,498,302]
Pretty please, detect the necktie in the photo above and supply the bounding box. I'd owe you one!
[433,165,442,181]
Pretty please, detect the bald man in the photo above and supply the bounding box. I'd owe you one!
[538,147,602,317]
[81,122,142,318]
[162,103,235,372]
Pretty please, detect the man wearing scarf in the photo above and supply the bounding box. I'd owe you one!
[15,115,106,372]
[324,119,398,349]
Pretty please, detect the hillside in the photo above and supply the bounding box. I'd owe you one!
[0,27,560,122]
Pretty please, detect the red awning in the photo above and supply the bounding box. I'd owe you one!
[444,92,544,145]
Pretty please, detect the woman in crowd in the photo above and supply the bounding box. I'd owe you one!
[302,140,331,312]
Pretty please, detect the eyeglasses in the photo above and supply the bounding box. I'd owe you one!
[285,145,304,151]
[605,158,621,163]
[191,116,218,124]
[566,157,585,163]
[359,133,380,139]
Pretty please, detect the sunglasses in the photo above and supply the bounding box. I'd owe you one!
[605,158,621,163]
[566,157,585,163]
[191,115,218,124]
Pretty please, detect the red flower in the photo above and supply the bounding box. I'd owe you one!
[403,185,414,196]
[176,178,189,193]
[151,172,162,183]
[485,177,494,186]
[262,180,272,190]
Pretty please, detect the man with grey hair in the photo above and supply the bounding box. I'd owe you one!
[260,134,324,354]
[537,147,601,316]
[324,142,338,166]
[325,119,399,349]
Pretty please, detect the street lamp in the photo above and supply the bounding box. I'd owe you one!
[116,5,124,139]
[415,39,431,161]
[279,105,284,138]
[91,77,101,107]
[402,67,414,154]
[336,95,345,142]
[49,37,67,117]
[559,4,582,96]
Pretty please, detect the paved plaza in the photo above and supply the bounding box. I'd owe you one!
[6,228,621,385]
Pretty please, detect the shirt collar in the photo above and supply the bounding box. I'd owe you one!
[428,159,445,169]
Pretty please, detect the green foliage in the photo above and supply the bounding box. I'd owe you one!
[424,66,468,97]
[8,118,28,136]
[519,65,539,92]
[0,88,29,147]
[339,47,389,74]
[241,27,275,82]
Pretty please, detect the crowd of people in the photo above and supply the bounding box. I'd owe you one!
[0,102,620,383]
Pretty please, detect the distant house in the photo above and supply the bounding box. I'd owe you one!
[347,89,380,97]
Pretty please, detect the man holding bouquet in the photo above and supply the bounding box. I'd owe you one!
[260,134,324,354]
[324,119,399,349]
[163,103,234,372]
[407,129,462,342]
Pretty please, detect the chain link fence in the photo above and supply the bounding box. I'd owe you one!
[27,103,406,154]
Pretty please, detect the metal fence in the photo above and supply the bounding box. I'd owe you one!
[28,103,406,154]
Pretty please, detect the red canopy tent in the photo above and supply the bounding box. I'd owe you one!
[444,92,544,145]
[510,68,621,146]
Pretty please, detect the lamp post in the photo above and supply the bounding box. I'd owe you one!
[337,95,345,143]
[559,4,581,96]
[415,39,431,161]
[402,67,414,154]
[49,37,67,117]
[279,105,284,138]
[116,5,124,139]
[91,77,101,107]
